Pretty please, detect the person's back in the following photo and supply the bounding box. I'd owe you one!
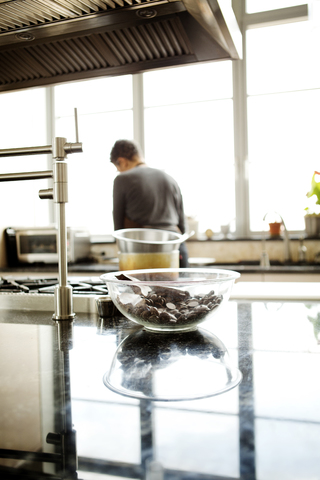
[110,139,188,266]
[112,164,185,232]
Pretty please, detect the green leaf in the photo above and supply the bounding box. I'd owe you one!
[306,172,320,205]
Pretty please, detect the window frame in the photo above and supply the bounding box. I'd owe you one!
[49,2,309,237]
[233,1,309,237]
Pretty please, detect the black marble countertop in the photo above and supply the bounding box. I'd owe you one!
[0,295,320,480]
[1,261,320,275]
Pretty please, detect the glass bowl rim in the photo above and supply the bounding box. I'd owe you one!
[100,267,241,286]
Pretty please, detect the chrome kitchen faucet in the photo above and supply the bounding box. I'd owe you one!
[261,211,292,266]
[0,109,82,321]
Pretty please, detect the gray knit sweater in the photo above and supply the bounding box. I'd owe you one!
[112,165,186,233]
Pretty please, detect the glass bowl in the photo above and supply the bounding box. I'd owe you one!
[100,268,240,332]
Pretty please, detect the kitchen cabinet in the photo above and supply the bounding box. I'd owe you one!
[0,290,319,479]
[264,273,320,282]
[239,273,320,282]
[237,273,264,282]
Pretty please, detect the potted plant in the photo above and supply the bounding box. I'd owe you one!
[263,212,282,236]
[305,171,320,237]
[269,221,282,236]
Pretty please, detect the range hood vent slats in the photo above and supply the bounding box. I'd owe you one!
[0,0,241,91]
[0,11,24,29]
[53,41,80,71]
[1,56,26,83]
[78,0,99,13]
[37,43,65,73]
[1,6,31,27]
[103,0,116,7]
[99,32,126,65]
[154,22,175,57]
[0,16,200,87]
[79,35,109,66]
[30,44,61,74]
[125,27,151,60]
[66,38,93,69]
[107,30,134,64]
[0,0,165,32]
[88,34,120,66]
[67,0,91,14]
[57,0,84,16]
[73,36,101,68]
[116,28,142,62]
[16,47,48,76]
[145,23,168,58]
[48,42,78,72]
[23,1,59,21]
[90,0,108,10]
[0,68,12,83]
[38,0,78,18]
[136,24,161,59]
[23,1,54,21]
[14,49,41,78]
[168,18,191,55]
[40,44,68,73]
[163,19,182,55]
[8,4,46,24]
[2,51,29,80]
[21,1,61,22]
[62,39,91,69]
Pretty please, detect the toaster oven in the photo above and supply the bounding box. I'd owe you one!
[5,226,91,266]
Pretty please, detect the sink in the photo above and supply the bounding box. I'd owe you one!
[237,260,283,266]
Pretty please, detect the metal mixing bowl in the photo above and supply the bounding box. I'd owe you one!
[113,228,191,253]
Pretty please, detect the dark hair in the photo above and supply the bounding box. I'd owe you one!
[110,139,143,164]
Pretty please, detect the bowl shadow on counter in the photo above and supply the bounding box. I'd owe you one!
[103,326,242,402]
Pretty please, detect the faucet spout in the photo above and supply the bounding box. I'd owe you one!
[260,212,270,267]
[262,211,291,264]
[281,219,291,264]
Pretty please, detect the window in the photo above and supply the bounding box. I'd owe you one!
[246,19,320,231]
[54,76,134,234]
[0,88,50,228]
[143,62,235,234]
[1,2,314,238]
[246,1,305,14]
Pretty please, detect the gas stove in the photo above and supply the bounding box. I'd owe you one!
[0,276,108,294]
[0,276,113,315]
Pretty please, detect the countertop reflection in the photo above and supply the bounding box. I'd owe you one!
[103,327,242,401]
[0,299,320,479]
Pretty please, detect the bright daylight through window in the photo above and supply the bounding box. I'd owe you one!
[143,61,235,235]
[0,2,317,238]
[246,0,306,13]
[54,75,133,234]
[0,88,50,227]
[246,18,320,232]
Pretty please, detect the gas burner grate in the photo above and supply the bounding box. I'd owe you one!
[0,277,108,295]
[38,280,108,295]
[0,277,59,293]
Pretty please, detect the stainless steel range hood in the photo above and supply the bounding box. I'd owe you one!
[0,0,242,93]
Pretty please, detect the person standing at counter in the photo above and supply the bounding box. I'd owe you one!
[110,139,189,267]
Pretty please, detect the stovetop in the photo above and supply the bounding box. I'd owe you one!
[0,276,108,294]
[0,276,112,315]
